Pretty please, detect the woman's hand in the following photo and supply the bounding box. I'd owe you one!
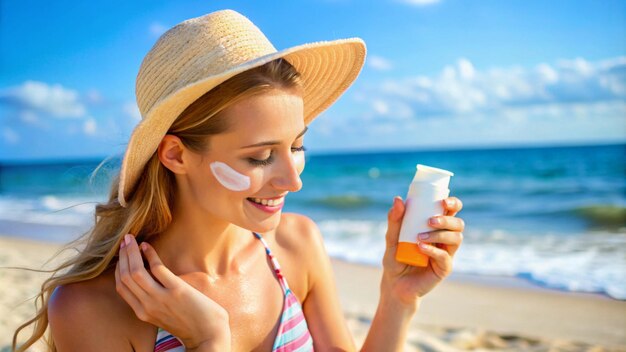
[381,196,464,308]
[115,234,230,350]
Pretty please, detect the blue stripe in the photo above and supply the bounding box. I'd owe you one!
[155,334,177,345]
[273,318,309,349]
[282,298,301,321]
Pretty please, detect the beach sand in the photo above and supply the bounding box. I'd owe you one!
[2,234,625,351]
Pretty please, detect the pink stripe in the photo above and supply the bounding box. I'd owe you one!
[154,338,183,352]
[274,330,312,352]
[283,294,298,310]
[282,311,305,331]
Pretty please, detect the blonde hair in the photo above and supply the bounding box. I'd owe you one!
[12,58,302,351]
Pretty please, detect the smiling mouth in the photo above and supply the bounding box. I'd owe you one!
[246,197,285,207]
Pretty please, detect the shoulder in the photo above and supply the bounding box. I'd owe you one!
[275,212,327,263]
[48,270,145,350]
[273,213,329,297]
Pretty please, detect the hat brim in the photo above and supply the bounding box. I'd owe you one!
[119,38,366,206]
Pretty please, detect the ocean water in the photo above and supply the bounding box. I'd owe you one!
[1,144,625,299]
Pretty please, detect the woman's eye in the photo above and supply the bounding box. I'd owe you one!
[247,145,306,167]
[248,153,273,166]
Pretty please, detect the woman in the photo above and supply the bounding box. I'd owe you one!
[13,10,464,351]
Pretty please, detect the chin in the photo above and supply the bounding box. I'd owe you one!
[245,213,282,234]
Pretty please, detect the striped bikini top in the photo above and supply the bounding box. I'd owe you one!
[154,232,314,352]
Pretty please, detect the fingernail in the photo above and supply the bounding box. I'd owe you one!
[446,199,455,207]
[418,233,429,240]
[120,239,126,249]
[430,217,441,225]
[125,234,132,245]
[140,242,147,251]
[419,242,429,249]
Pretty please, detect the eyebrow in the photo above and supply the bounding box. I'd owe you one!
[240,126,308,149]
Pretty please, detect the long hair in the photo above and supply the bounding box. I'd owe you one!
[12,58,302,351]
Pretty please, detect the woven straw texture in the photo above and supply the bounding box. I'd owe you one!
[119,9,366,206]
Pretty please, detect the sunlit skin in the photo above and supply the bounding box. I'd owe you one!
[48,88,465,352]
[149,90,307,276]
[137,89,310,350]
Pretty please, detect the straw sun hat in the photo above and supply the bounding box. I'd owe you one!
[118,9,366,206]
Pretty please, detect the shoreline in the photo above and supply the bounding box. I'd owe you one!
[334,257,622,301]
[2,234,625,351]
[331,258,626,349]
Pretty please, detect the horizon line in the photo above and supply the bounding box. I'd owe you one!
[1,139,624,165]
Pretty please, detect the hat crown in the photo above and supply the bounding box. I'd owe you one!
[135,10,277,118]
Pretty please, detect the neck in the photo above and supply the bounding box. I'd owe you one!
[150,202,257,279]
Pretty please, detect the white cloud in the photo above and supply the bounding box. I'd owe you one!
[363,56,626,117]
[397,0,441,6]
[372,99,390,115]
[0,81,85,118]
[457,58,476,80]
[2,128,19,144]
[370,98,414,119]
[123,102,142,121]
[368,55,393,71]
[85,89,104,104]
[83,117,97,135]
[536,63,558,84]
[149,22,168,37]
[314,56,625,150]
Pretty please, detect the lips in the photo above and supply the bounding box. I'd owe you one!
[246,196,285,214]
[247,197,284,207]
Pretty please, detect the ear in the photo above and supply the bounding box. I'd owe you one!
[157,135,187,174]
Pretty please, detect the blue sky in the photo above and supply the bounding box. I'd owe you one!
[1,0,624,161]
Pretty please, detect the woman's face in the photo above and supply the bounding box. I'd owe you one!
[183,89,306,233]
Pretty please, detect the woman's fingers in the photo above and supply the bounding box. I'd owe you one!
[443,197,463,216]
[417,230,463,256]
[115,257,149,321]
[117,236,151,302]
[417,242,453,279]
[429,215,465,232]
[384,196,405,249]
[124,235,165,294]
[417,230,463,245]
[140,242,184,289]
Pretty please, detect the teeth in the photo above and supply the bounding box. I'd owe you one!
[251,197,284,207]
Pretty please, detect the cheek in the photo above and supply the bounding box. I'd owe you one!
[293,152,305,174]
[209,161,251,192]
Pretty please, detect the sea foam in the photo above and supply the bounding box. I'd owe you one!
[317,219,626,300]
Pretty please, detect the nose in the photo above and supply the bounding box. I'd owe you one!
[271,152,303,192]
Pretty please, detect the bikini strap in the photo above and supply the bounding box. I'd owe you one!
[252,232,291,294]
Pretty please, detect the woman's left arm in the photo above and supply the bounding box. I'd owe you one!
[361,196,465,352]
[291,214,358,351]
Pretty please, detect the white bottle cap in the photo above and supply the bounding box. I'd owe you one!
[412,164,454,188]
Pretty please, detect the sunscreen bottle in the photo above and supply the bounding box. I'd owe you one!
[396,164,454,267]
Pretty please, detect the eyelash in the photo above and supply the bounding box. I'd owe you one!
[248,146,306,166]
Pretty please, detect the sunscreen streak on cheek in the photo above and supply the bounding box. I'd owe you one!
[293,152,305,174]
[209,161,251,191]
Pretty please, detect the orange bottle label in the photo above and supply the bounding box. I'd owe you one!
[395,241,429,267]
